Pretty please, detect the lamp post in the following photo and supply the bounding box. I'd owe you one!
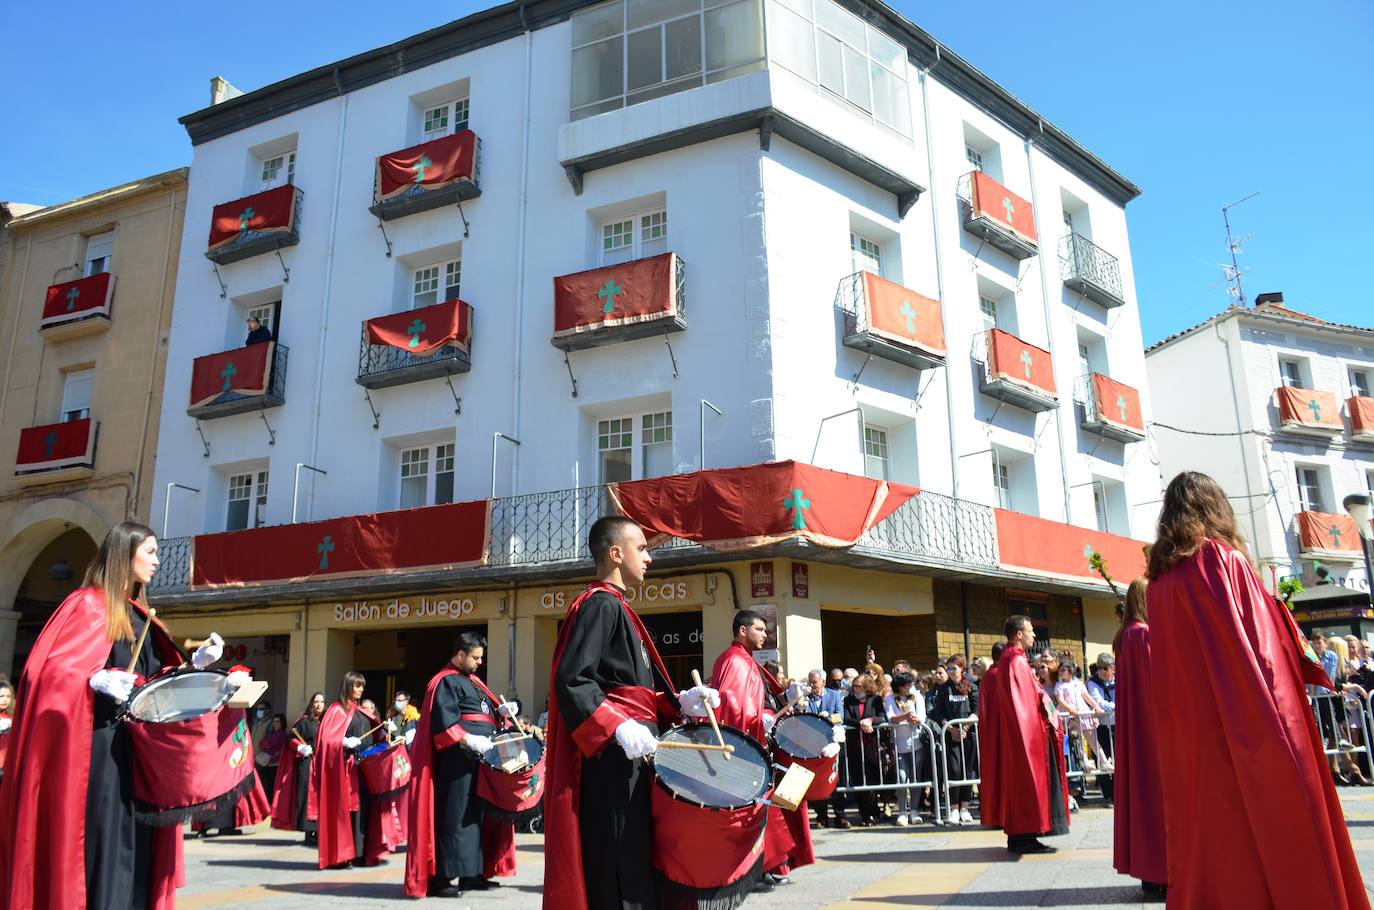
[292,464,328,523]
[1344,493,1374,609]
[699,399,723,470]
[163,482,200,539]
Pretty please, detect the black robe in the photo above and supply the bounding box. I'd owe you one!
[86,611,164,910]
[431,673,495,880]
[553,590,672,910]
[343,710,375,858]
[293,715,321,834]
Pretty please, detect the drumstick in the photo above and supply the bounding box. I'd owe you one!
[183,637,210,650]
[126,608,156,674]
[359,721,387,741]
[691,669,730,761]
[655,740,735,754]
[499,693,528,736]
[292,730,308,746]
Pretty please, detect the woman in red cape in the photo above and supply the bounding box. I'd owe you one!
[308,671,388,869]
[1111,578,1166,894]
[271,693,324,842]
[1147,471,1368,909]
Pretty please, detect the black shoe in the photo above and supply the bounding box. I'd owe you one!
[769,873,790,885]
[428,878,464,898]
[832,817,851,829]
[753,876,777,894]
[459,877,498,891]
[1008,839,1057,855]
[1142,882,1167,902]
[222,828,244,836]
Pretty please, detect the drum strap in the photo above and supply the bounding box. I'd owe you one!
[459,713,494,724]
[603,685,658,725]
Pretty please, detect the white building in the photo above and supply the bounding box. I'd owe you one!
[1146,293,1374,632]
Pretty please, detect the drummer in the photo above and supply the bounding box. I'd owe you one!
[0,520,226,909]
[311,671,391,869]
[272,692,325,846]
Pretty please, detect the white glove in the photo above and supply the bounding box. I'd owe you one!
[762,713,776,734]
[0,717,11,732]
[192,632,224,670]
[462,734,494,754]
[497,701,518,719]
[614,719,658,759]
[225,669,252,689]
[785,682,804,704]
[342,735,361,750]
[677,685,721,719]
[831,724,846,744]
[821,742,841,758]
[90,668,138,703]
[403,727,416,746]
[296,743,313,757]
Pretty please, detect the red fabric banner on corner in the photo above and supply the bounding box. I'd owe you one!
[15,418,96,471]
[207,185,298,252]
[365,298,473,355]
[986,329,1056,397]
[375,130,477,203]
[994,509,1147,583]
[608,461,919,550]
[191,499,492,588]
[41,272,114,328]
[1090,374,1144,433]
[862,272,945,356]
[1349,396,1374,438]
[970,171,1037,245]
[552,252,679,342]
[1297,511,1363,557]
[1277,386,1342,431]
[190,343,274,408]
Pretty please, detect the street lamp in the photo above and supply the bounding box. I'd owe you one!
[292,464,328,523]
[1343,493,1374,607]
[699,399,723,470]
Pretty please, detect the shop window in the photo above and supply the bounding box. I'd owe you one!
[227,469,269,531]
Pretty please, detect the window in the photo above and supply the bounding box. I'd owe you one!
[246,303,278,339]
[422,98,470,141]
[598,417,634,483]
[1078,342,1092,376]
[965,145,984,172]
[412,259,462,309]
[979,295,999,331]
[601,209,667,265]
[60,369,94,422]
[1062,210,1075,237]
[226,470,269,531]
[863,426,889,481]
[598,411,673,482]
[260,152,296,190]
[400,443,455,509]
[1279,359,1302,388]
[84,232,114,276]
[1350,368,1371,399]
[993,461,1011,510]
[1296,466,1325,513]
[1093,484,1109,533]
[850,232,882,276]
[642,411,673,477]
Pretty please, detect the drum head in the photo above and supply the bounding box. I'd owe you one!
[771,713,833,760]
[127,671,234,723]
[481,729,544,772]
[653,723,770,810]
[357,741,392,760]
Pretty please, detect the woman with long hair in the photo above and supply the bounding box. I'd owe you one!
[309,672,389,869]
[842,673,885,825]
[1111,578,1165,896]
[1147,471,1368,909]
[0,520,224,909]
[929,656,979,824]
[273,692,325,845]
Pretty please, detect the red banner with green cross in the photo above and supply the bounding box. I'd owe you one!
[970,171,1037,246]
[986,328,1056,397]
[190,499,493,588]
[607,460,919,550]
[366,298,473,355]
[861,272,945,357]
[42,272,114,329]
[189,343,275,408]
[1089,373,1144,434]
[1297,511,1363,558]
[375,130,477,203]
[1277,386,1342,431]
[552,252,679,343]
[15,418,96,472]
[1350,395,1374,438]
[207,184,298,252]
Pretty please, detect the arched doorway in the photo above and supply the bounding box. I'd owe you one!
[10,528,98,676]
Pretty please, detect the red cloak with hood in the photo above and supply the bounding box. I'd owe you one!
[0,588,185,910]
[308,701,383,868]
[985,644,1069,836]
[1111,620,1165,884]
[977,664,1001,828]
[270,712,314,830]
[1149,539,1368,909]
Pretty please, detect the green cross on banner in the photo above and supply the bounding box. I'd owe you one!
[43,431,59,458]
[900,301,917,333]
[220,361,237,391]
[783,488,811,530]
[1307,399,1322,421]
[238,207,255,231]
[1116,395,1128,421]
[406,319,426,348]
[598,279,624,315]
[1001,196,1015,223]
[413,155,433,183]
[317,535,335,570]
[1330,526,1343,548]
[1020,349,1033,378]
[65,287,80,311]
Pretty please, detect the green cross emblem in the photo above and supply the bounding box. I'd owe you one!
[233,719,247,745]
[413,155,433,183]
[43,431,59,458]
[1330,526,1343,548]
[783,488,811,531]
[1020,349,1033,378]
[1084,544,1095,559]
[317,535,335,570]
[220,361,237,391]
[65,287,80,311]
[1307,399,1322,422]
[238,207,255,231]
[598,279,623,315]
[899,301,917,334]
[1116,395,1128,421]
[406,319,426,348]
[1001,196,1015,223]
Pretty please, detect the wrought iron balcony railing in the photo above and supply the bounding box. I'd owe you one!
[356,330,471,389]
[205,185,303,266]
[187,343,289,420]
[836,271,946,371]
[854,490,999,568]
[1074,373,1146,443]
[956,172,1038,261]
[1059,232,1125,308]
[369,132,481,221]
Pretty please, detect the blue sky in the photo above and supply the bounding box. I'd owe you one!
[1,0,1370,345]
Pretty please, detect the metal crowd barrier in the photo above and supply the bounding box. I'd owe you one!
[1310,690,1374,770]
[832,720,943,824]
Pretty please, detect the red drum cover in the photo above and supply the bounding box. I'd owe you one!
[650,784,766,889]
[477,752,545,814]
[776,749,839,801]
[359,741,413,796]
[128,705,254,826]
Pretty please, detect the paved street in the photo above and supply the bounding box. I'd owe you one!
[177,790,1374,908]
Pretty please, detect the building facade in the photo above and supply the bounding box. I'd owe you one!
[147,0,1158,712]
[0,170,187,676]
[1146,293,1374,637]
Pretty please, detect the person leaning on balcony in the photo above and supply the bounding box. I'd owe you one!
[244,314,274,345]
[0,520,226,910]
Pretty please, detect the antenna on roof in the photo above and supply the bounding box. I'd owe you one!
[1219,192,1260,306]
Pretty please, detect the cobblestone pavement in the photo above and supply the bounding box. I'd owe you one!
[176,791,1374,908]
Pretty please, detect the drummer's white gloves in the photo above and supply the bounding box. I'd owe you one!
[0,717,10,732]
[461,733,494,754]
[191,632,224,669]
[90,668,138,703]
[762,713,776,734]
[821,742,841,759]
[225,669,252,689]
[677,685,720,719]
[497,701,518,719]
[831,725,846,744]
[296,743,313,757]
[785,682,804,705]
[614,719,659,759]
[403,727,416,746]
[342,735,362,750]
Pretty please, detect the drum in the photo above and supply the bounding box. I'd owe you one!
[650,723,771,904]
[477,731,545,815]
[124,669,255,827]
[359,740,412,797]
[771,713,839,801]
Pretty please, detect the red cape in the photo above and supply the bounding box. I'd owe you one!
[0,588,185,910]
[542,582,678,910]
[985,644,1069,836]
[270,713,314,830]
[404,666,458,896]
[1149,540,1368,908]
[977,665,1001,828]
[309,701,380,868]
[1111,621,1165,883]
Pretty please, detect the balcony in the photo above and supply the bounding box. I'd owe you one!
[1059,232,1125,308]
[836,271,946,371]
[1077,373,1145,443]
[357,298,473,389]
[40,272,113,340]
[187,342,288,420]
[551,252,685,352]
[369,130,481,221]
[958,172,1038,260]
[1297,511,1363,561]
[1347,396,1374,443]
[205,185,302,266]
[1276,386,1342,438]
[976,329,1058,412]
[15,417,97,485]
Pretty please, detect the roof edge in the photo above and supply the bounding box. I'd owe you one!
[9,167,189,230]
[1146,306,1374,356]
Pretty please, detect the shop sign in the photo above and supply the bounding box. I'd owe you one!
[791,562,809,598]
[540,579,692,611]
[643,611,705,657]
[334,594,477,624]
[751,562,774,598]
[753,603,779,652]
